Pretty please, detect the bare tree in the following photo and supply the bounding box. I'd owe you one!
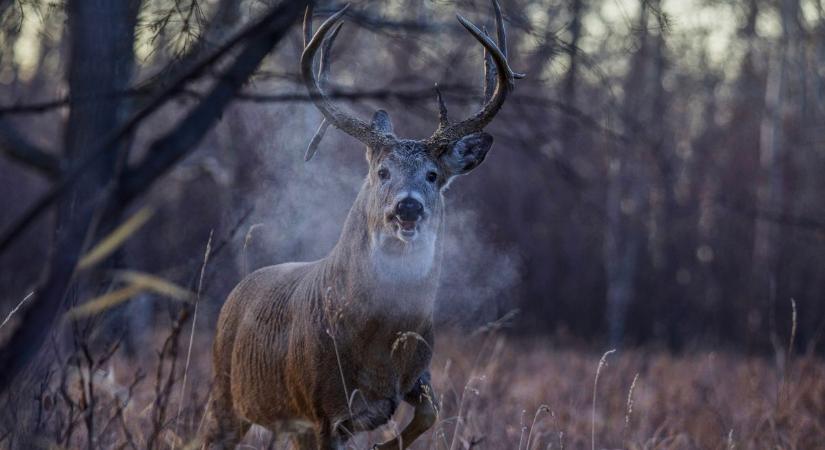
[604,0,664,346]
[0,0,308,395]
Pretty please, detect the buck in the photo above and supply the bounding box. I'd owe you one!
[202,2,521,448]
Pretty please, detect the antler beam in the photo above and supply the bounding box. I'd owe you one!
[301,5,395,151]
[304,5,343,161]
[426,0,524,154]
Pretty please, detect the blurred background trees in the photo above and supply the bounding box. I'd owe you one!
[1,0,825,372]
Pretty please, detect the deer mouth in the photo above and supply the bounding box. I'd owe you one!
[392,217,421,241]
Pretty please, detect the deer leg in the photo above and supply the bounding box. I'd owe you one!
[373,374,439,450]
[291,422,342,450]
[201,380,250,449]
[201,405,250,449]
[291,430,317,450]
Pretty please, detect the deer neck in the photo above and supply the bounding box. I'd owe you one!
[323,182,442,318]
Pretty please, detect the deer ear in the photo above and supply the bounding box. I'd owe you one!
[441,132,493,177]
[371,110,394,135]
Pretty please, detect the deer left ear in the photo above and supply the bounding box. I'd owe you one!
[441,132,493,177]
[371,110,394,135]
[367,110,394,163]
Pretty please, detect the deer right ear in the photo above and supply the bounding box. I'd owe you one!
[440,132,493,178]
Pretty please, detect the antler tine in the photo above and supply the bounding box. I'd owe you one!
[492,0,524,80]
[435,83,449,129]
[319,21,343,86]
[303,5,313,49]
[305,21,343,162]
[426,4,524,153]
[301,5,394,150]
[492,0,507,59]
[484,0,516,101]
[305,120,330,161]
[482,26,496,103]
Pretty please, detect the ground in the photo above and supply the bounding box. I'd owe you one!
[5,329,824,450]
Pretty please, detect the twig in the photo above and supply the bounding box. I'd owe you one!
[199,205,255,294]
[0,291,34,330]
[623,373,639,446]
[113,0,309,212]
[0,0,307,398]
[592,349,616,450]
[172,230,212,449]
[0,0,306,254]
[525,405,551,450]
[146,308,190,450]
[788,298,797,358]
[0,83,477,116]
[0,119,61,177]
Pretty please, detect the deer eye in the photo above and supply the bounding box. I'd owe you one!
[426,171,438,183]
[377,167,390,180]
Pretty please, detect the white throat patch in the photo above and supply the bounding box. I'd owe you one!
[371,231,436,283]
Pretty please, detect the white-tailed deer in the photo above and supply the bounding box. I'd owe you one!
[202,2,521,448]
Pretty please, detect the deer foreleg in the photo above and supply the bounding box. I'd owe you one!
[373,374,439,450]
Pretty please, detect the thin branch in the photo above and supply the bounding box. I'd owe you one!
[115,0,308,207]
[0,83,478,116]
[0,0,304,255]
[315,5,449,33]
[0,291,34,330]
[0,98,71,116]
[0,119,61,177]
[718,196,825,233]
[0,0,307,396]
[137,0,239,97]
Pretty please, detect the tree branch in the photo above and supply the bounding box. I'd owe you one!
[114,0,309,207]
[0,119,61,177]
[0,83,478,116]
[136,0,241,98]
[0,0,307,395]
[0,0,303,255]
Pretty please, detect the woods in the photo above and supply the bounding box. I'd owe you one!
[2,0,825,361]
[1,0,825,448]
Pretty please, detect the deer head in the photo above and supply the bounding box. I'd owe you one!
[301,1,522,266]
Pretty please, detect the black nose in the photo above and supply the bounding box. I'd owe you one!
[395,197,424,221]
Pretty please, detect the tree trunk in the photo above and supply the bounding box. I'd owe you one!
[0,0,139,437]
[752,0,795,344]
[604,0,654,346]
[560,0,583,147]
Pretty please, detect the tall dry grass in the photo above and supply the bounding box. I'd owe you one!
[1,312,824,449]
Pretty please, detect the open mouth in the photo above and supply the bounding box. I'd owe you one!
[392,217,420,240]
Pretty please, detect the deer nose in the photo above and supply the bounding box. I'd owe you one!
[395,197,424,221]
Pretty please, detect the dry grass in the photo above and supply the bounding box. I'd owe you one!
[427,337,825,450]
[2,326,824,450]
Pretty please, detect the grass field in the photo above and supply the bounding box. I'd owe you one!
[3,321,824,450]
[427,337,825,450]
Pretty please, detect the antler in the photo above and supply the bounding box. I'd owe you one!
[303,5,341,161]
[301,5,395,155]
[425,0,524,154]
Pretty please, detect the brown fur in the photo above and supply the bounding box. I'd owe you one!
[202,185,440,449]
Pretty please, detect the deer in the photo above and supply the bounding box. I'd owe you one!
[201,2,522,449]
